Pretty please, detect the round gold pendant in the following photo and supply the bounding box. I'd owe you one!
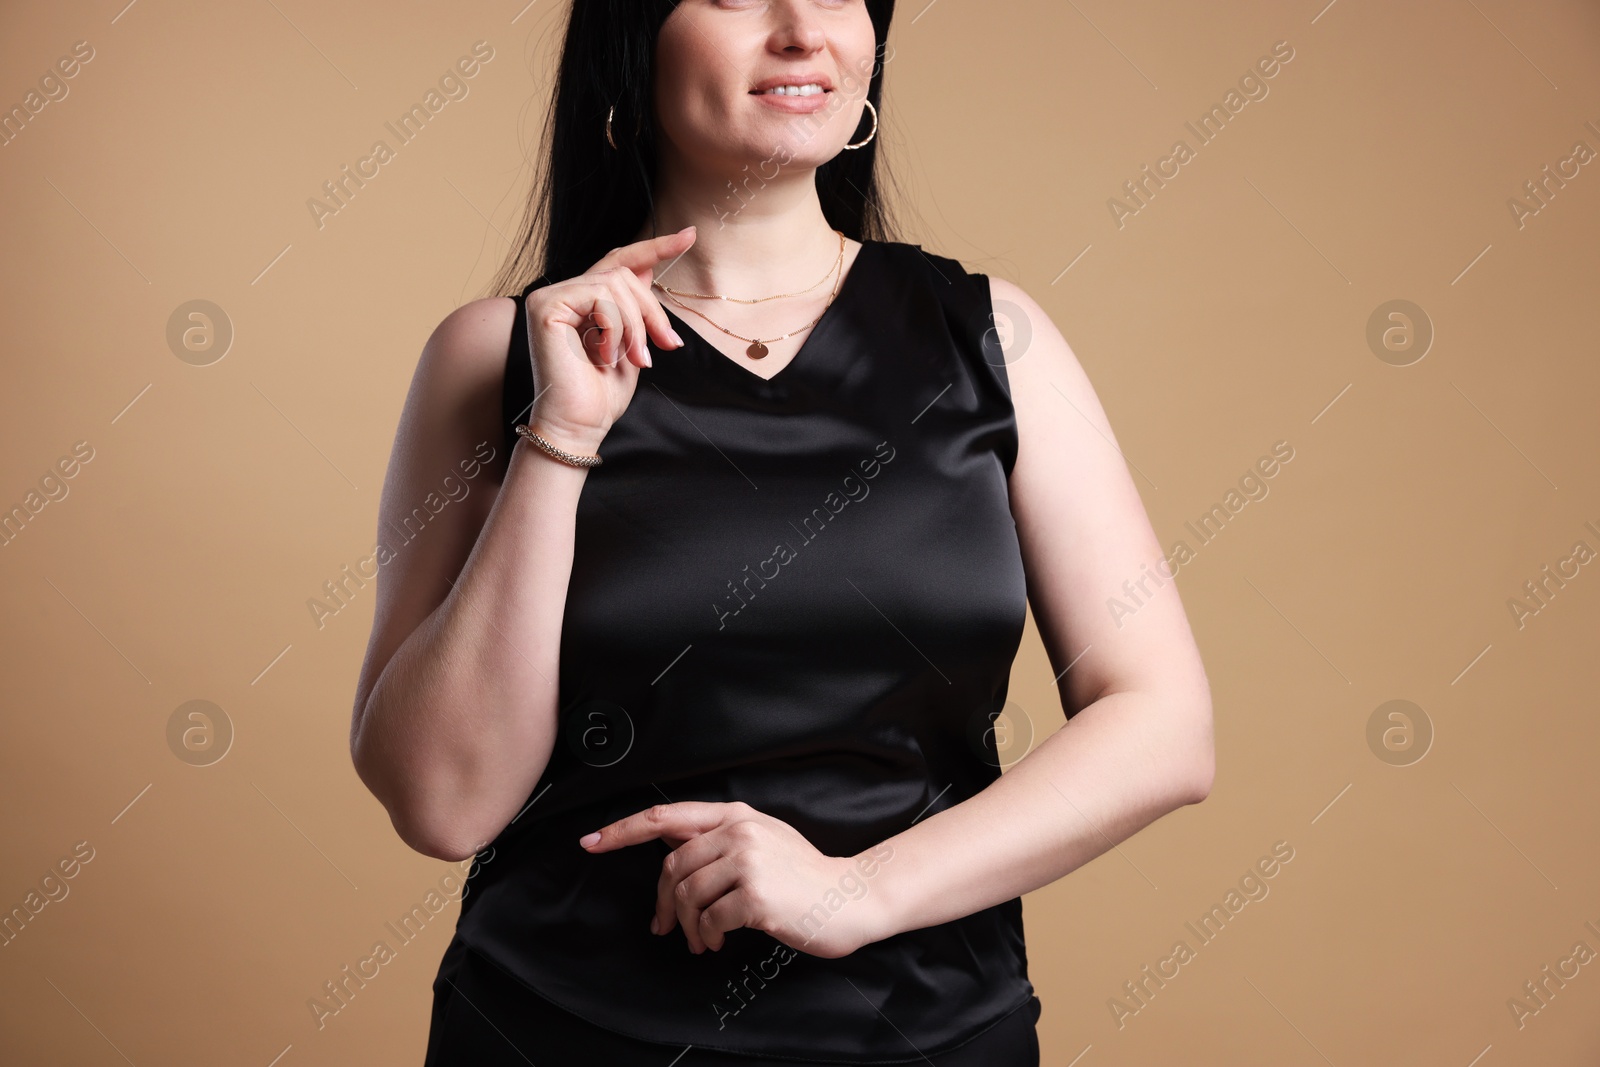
[746,341,769,359]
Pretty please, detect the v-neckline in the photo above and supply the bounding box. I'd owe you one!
[658,238,876,386]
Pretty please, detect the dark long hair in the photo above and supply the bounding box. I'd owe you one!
[488,0,901,297]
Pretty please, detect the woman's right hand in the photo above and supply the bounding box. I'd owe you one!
[522,226,696,456]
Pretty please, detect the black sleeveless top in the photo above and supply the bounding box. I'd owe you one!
[458,238,1034,1062]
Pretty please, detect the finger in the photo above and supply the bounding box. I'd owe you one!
[581,298,623,369]
[528,281,603,367]
[543,280,624,369]
[607,258,683,354]
[672,857,741,954]
[590,225,697,279]
[580,801,736,851]
[698,886,754,953]
[596,269,652,370]
[652,834,727,938]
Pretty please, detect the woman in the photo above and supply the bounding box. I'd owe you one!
[349,1,1214,1064]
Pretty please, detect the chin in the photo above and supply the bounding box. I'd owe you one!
[700,134,820,174]
[767,131,849,168]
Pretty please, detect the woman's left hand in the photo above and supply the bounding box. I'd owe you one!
[578,801,891,959]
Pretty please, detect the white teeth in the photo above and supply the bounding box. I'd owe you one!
[761,83,825,96]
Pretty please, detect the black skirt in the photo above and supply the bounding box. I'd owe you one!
[422,941,1042,1067]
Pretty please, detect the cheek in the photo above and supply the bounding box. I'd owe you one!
[656,80,727,148]
[841,32,882,91]
[655,36,736,130]
[843,9,879,54]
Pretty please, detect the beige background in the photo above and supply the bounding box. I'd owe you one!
[3,0,1599,1063]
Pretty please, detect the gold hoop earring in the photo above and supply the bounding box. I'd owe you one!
[605,104,617,150]
[843,98,878,150]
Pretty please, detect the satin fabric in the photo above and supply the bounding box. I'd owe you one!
[423,939,1042,1066]
[444,239,1034,1062]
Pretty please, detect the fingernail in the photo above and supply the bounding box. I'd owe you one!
[669,329,684,348]
[680,225,695,234]
[579,831,601,847]
[650,916,660,935]
[642,349,653,368]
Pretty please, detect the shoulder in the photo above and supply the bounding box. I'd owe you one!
[984,275,1091,408]
[399,295,521,472]
[410,294,522,415]
[876,240,987,294]
[422,295,519,369]
[981,275,1122,503]
[985,275,1046,320]
[877,240,1000,357]
[876,242,1022,471]
[874,244,1083,390]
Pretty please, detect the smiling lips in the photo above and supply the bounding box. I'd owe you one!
[750,71,835,93]
[755,83,827,96]
[750,75,837,113]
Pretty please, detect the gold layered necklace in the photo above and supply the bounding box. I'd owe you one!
[651,230,846,360]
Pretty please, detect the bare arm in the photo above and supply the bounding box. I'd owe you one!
[861,275,1215,939]
[350,231,694,862]
[348,296,593,861]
